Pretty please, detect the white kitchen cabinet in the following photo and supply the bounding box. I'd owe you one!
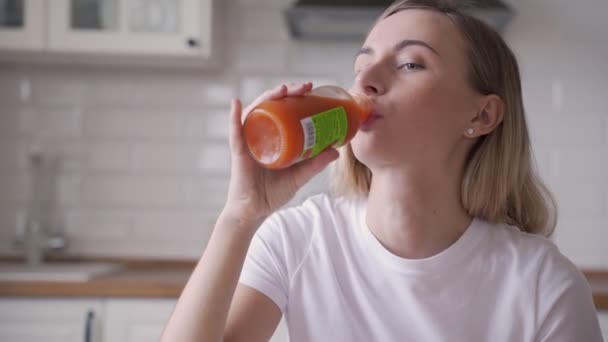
[0,297,289,342]
[48,0,212,57]
[0,0,45,50]
[103,298,176,342]
[599,312,608,341]
[103,298,290,342]
[0,298,104,342]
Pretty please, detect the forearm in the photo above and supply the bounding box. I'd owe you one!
[160,213,263,342]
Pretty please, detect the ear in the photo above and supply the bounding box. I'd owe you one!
[464,94,505,138]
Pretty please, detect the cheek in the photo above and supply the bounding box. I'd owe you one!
[394,80,470,133]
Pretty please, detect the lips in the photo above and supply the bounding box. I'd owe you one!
[360,111,383,131]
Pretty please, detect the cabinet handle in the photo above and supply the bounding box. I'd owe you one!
[187,38,199,47]
[84,310,95,342]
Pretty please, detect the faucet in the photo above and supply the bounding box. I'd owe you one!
[14,149,68,266]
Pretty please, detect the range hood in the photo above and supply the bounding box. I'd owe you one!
[285,0,514,40]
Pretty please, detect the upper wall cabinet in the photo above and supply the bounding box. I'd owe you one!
[0,0,215,67]
[49,0,211,57]
[0,0,45,50]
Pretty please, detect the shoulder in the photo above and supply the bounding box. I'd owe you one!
[483,220,566,268]
[482,220,592,305]
[268,193,359,233]
[253,193,360,262]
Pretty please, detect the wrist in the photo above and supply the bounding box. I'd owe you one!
[217,209,268,236]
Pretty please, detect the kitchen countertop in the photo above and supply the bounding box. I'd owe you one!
[0,258,607,310]
[0,259,192,298]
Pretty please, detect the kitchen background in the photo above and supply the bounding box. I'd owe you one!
[2,0,605,265]
[0,0,607,341]
[1,0,607,265]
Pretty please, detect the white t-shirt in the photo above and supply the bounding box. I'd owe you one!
[239,194,602,342]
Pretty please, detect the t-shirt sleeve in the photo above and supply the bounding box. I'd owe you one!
[238,206,315,313]
[534,246,604,342]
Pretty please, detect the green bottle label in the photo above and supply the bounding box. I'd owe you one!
[300,106,348,159]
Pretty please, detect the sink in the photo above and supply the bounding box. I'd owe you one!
[0,262,124,282]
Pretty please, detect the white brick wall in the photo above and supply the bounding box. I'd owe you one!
[0,0,606,265]
[506,0,608,268]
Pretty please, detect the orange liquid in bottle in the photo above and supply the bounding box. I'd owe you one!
[243,86,371,169]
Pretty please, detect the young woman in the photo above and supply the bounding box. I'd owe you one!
[161,0,603,341]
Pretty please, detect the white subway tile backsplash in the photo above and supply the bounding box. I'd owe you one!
[197,143,231,172]
[82,175,185,208]
[205,111,230,139]
[64,210,132,240]
[0,173,27,204]
[185,176,229,211]
[605,117,608,145]
[239,76,317,104]
[234,41,288,72]
[68,239,203,259]
[527,112,605,147]
[32,106,82,139]
[553,217,608,269]
[0,71,28,105]
[288,42,359,74]
[31,72,87,106]
[84,108,184,140]
[550,147,608,180]
[184,109,230,140]
[25,142,84,173]
[236,0,291,8]
[132,143,200,172]
[552,181,607,218]
[183,114,207,140]
[85,142,131,171]
[234,7,288,42]
[85,73,212,107]
[203,83,237,106]
[530,145,552,181]
[0,141,20,172]
[56,174,83,207]
[0,207,20,239]
[0,106,28,138]
[239,77,273,105]
[131,211,215,243]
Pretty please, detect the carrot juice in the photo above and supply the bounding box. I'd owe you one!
[243,85,372,169]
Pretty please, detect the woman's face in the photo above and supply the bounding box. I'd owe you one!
[350,9,482,170]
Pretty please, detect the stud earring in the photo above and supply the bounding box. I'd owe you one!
[467,128,474,135]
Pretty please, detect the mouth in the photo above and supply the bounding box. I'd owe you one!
[360,111,383,131]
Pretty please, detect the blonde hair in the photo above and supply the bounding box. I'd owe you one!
[331,0,557,236]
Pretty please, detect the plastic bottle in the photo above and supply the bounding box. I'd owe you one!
[243,85,372,169]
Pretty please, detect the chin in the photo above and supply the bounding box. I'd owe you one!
[351,134,391,168]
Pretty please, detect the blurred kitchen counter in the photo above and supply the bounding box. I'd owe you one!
[0,257,607,310]
[585,271,608,311]
[0,258,192,298]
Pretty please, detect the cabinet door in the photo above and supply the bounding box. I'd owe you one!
[103,298,290,342]
[0,0,45,50]
[0,298,104,342]
[48,0,211,57]
[102,298,176,342]
[599,312,608,341]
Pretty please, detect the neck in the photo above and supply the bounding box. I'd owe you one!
[366,165,471,259]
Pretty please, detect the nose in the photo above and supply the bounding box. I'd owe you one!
[353,63,386,97]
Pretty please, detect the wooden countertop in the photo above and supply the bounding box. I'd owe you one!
[0,259,192,298]
[0,258,607,310]
[585,271,608,311]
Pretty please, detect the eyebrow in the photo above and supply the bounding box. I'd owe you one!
[355,39,441,59]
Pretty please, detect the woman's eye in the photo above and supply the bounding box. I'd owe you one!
[398,63,424,71]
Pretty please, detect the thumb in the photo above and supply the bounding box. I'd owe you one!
[289,148,339,189]
[228,99,248,156]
